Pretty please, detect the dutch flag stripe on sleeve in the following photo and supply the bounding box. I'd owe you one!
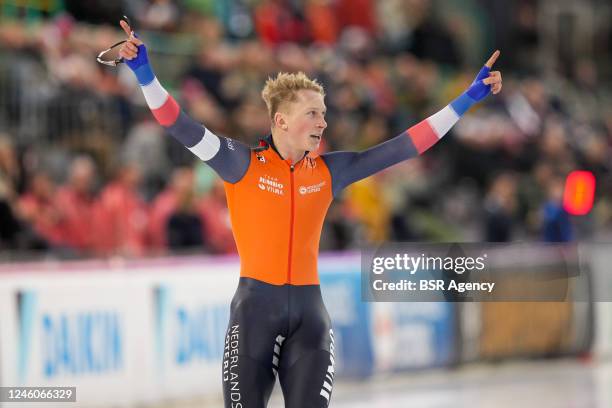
[138,68,221,161]
[405,93,475,154]
[151,95,180,126]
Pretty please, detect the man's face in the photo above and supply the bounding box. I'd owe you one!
[279,90,327,153]
[71,161,95,194]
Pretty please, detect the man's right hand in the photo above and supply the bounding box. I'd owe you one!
[118,20,148,72]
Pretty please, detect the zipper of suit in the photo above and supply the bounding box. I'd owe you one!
[287,162,295,284]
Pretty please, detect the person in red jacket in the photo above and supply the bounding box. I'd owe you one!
[148,166,196,252]
[117,19,501,407]
[18,172,63,247]
[93,163,148,257]
[55,156,97,253]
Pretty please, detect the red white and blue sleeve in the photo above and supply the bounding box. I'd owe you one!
[125,43,250,183]
[321,65,494,197]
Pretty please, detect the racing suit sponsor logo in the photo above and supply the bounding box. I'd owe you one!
[299,181,326,195]
[223,324,241,407]
[258,175,284,196]
[319,329,335,403]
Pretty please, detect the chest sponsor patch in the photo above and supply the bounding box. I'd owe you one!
[299,181,326,195]
[258,175,284,196]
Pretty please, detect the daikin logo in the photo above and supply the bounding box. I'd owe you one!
[153,285,229,369]
[175,306,227,364]
[41,311,123,377]
[16,290,37,384]
[17,290,123,381]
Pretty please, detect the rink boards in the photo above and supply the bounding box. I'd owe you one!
[0,245,608,407]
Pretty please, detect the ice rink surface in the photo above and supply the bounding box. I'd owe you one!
[265,359,612,408]
[149,359,611,407]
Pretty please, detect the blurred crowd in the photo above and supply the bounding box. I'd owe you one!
[0,0,611,259]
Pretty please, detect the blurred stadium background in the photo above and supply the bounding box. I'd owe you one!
[0,0,611,407]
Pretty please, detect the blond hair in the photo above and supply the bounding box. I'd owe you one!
[261,72,325,121]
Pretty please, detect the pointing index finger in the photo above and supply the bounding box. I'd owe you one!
[485,50,500,68]
[119,19,132,37]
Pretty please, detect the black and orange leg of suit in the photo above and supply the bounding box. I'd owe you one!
[222,278,335,408]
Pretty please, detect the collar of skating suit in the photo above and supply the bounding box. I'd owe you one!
[254,134,317,162]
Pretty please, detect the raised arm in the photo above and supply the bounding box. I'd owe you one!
[118,20,250,184]
[322,51,503,197]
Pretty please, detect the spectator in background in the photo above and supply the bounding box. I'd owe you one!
[1,3,611,251]
[510,0,540,71]
[148,166,196,252]
[94,163,148,256]
[0,135,22,196]
[198,178,236,254]
[0,200,20,249]
[166,180,204,250]
[17,171,63,248]
[580,126,609,171]
[483,172,518,242]
[345,175,392,244]
[320,199,360,250]
[62,0,123,25]
[539,118,574,170]
[0,140,51,252]
[140,0,181,32]
[521,162,554,235]
[254,0,309,45]
[304,0,338,45]
[334,0,375,34]
[541,177,573,242]
[402,0,461,67]
[181,73,232,132]
[183,46,235,109]
[55,156,97,253]
[121,114,171,200]
[0,136,26,250]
